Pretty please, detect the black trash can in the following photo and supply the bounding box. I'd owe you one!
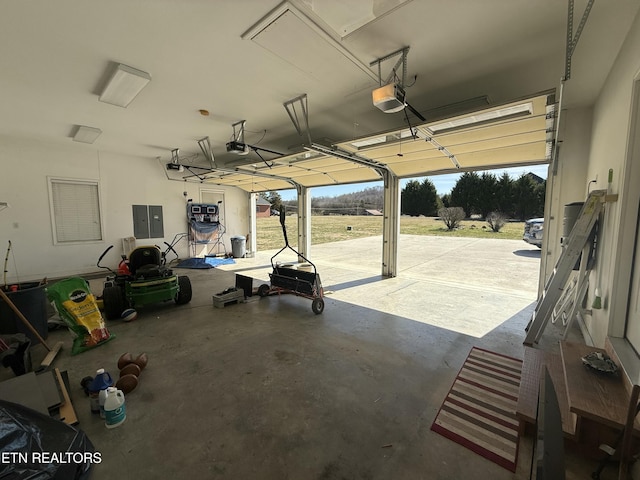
[230,236,246,258]
[0,282,49,343]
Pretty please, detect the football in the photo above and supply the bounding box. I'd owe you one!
[117,352,134,369]
[119,363,141,378]
[115,374,139,395]
[134,353,148,371]
[121,308,137,322]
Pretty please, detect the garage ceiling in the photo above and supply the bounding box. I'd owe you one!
[1,0,639,192]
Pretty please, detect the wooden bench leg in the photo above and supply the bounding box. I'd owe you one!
[618,384,640,480]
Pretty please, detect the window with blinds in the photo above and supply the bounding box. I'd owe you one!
[49,178,103,243]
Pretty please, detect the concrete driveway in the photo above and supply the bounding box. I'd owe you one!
[219,235,542,339]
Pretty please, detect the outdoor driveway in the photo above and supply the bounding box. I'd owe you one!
[219,235,542,340]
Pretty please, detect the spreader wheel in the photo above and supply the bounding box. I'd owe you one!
[311,297,324,315]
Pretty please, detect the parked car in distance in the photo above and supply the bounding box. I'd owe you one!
[523,218,544,248]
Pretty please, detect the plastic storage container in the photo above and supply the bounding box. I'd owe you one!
[0,282,49,343]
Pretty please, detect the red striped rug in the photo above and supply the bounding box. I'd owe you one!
[430,347,523,472]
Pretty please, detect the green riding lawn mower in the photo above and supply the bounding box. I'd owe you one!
[97,244,192,319]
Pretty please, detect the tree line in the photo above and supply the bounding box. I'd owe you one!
[265,171,546,221]
[402,172,545,221]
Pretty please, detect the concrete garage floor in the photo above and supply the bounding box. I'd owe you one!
[22,235,601,479]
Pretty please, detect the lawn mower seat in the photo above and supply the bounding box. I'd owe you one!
[128,246,167,279]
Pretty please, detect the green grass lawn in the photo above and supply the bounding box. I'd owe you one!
[257,215,525,250]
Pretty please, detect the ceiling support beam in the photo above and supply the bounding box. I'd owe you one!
[231,120,247,144]
[284,94,312,146]
[564,0,595,80]
[381,170,400,278]
[370,46,410,87]
[296,185,312,261]
[197,136,216,168]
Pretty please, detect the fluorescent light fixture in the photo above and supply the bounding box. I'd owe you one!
[428,102,533,133]
[399,129,415,139]
[351,136,387,148]
[287,151,323,163]
[350,129,415,150]
[73,125,102,144]
[99,64,151,107]
[372,83,406,113]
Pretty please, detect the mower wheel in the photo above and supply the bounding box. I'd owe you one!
[103,286,125,319]
[312,297,324,315]
[175,276,192,305]
[258,284,270,297]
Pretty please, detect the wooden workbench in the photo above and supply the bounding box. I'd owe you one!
[517,340,639,443]
[560,341,639,433]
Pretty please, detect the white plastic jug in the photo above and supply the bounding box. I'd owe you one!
[98,388,108,418]
[103,387,126,428]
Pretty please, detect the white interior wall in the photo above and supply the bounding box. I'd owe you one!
[537,8,640,349]
[579,9,640,347]
[0,136,248,283]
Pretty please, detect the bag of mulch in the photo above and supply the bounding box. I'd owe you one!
[46,277,114,355]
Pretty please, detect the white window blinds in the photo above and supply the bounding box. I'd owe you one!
[50,179,103,242]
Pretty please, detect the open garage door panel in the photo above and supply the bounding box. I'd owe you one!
[336,93,553,179]
[196,92,553,192]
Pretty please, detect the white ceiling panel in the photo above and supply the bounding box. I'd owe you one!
[2,1,639,192]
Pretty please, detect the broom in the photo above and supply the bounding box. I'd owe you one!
[592,169,613,309]
[2,240,11,290]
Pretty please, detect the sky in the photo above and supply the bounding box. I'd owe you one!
[278,164,549,201]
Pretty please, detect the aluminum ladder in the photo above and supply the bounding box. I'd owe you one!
[524,189,606,345]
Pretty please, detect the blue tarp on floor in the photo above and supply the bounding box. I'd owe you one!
[175,258,212,269]
[204,256,236,267]
[175,257,236,269]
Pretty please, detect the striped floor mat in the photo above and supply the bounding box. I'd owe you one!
[431,347,523,472]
